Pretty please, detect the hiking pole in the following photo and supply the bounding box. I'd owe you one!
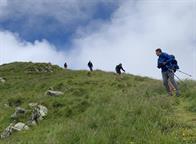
[166,66,189,90]
[168,69,189,89]
[167,68,184,82]
[177,70,192,77]
[173,73,183,82]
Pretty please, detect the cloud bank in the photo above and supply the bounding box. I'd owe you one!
[0,31,65,66]
[68,0,196,79]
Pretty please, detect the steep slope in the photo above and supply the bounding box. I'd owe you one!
[0,62,195,144]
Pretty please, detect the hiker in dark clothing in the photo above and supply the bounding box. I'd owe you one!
[156,48,180,96]
[115,63,125,75]
[88,61,93,71]
[64,62,67,69]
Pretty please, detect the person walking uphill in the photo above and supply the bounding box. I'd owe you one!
[64,62,67,69]
[155,48,180,96]
[115,63,125,75]
[88,61,93,71]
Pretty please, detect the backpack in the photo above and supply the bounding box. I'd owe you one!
[170,55,179,72]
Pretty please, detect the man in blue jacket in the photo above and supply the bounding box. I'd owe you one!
[156,48,180,96]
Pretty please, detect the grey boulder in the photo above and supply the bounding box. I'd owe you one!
[46,90,64,96]
[0,122,15,139]
[0,122,29,139]
[11,107,27,119]
[12,122,29,131]
[0,77,5,83]
[28,104,48,125]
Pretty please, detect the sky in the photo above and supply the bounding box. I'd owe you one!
[0,0,195,79]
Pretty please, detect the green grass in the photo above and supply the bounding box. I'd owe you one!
[0,62,195,144]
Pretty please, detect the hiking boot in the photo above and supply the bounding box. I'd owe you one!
[176,92,180,97]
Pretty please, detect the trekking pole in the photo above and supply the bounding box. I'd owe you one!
[168,69,189,90]
[173,73,183,82]
[174,71,190,90]
[167,67,184,82]
[165,65,189,90]
[177,70,192,77]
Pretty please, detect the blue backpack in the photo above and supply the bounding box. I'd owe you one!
[170,55,179,72]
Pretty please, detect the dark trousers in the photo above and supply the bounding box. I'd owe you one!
[89,67,93,71]
[162,71,179,96]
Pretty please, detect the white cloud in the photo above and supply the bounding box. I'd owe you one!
[67,0,196,79]
[0,31,66,66]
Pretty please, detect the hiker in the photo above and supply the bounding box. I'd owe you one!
[155,48,180,96]
[88,61,93,71]
[115,63,125,75]
[64,62,67,69]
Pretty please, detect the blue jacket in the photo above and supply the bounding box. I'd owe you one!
[157,52,173,72]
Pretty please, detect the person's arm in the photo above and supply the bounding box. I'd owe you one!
[121,67,125,72]
[157,58,163,69]
[158,62,163,68]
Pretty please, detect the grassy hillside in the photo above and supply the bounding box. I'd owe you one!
[0,62,195,144]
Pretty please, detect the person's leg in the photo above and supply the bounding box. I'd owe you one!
[168,79,176,89]
[168,80,173,95]
[162,72,172,96]
[116,70,121,75]
[168,71,180,96]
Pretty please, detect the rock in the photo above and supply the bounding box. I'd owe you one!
[12,122,29,131]
[29,103,38,107]
[38,105,48,117]
[16,107,26,114]
[25,63,54,73]
[28,105,48,125]
[0,122,15,139]
[0,122,29,139]
[29,120,37,126]
[0,77,6,83]
[28,104,47,117]
[11,107,27,119]
[1,104,47,139]
[46,90,64,97]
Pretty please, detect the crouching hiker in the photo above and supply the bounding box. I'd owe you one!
[115,63,125,75]
[155,48,180,96]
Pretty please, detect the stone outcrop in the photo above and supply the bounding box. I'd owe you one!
[1,104,48,139]
[11,107,27,119]
[46,90,64,97]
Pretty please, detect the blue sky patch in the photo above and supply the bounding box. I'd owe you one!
[0,1,118,50]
